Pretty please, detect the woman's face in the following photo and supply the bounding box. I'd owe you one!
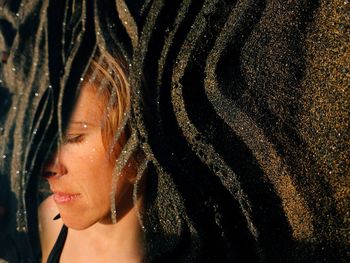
[44,85,131,230]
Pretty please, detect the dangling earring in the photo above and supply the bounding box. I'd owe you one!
[111,207,117,223]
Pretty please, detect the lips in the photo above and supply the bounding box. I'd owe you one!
[53,192,81,204]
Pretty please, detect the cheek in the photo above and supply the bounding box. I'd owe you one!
[84,162,113,196]
[66,140,114,200]
[78,153,114,196]
[71,135,111,171]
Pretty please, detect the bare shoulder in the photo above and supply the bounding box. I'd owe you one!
[38,195,63,263]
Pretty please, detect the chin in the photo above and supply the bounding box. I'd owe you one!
[59,211,99,230]
[65,222,92,230]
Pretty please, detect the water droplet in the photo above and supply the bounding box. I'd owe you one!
[16,13,20,17]
[90,75,96,82]
[16,170,20,174]
[0,127,3,131]
[48,85,52,89]
[2,155,6,159]
[34,92,39,97]
[33,129,38,135]
[80,77,84,81]
[341,67,349,74]
[0,79,3,83]
[83,124,87,128]
[124,21,128,25]
[12,67,16,72]
[13,106,17,110]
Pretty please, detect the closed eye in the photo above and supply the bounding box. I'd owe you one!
[63,134,85,144]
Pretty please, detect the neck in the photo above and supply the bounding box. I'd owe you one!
[98,204,144,254]
[67,194,144,262]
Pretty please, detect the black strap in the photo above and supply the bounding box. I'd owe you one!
[47,225,68,263]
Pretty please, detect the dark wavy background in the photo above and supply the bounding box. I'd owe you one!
[0,0,349,262]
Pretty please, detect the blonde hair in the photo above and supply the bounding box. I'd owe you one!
[83,51,130,161]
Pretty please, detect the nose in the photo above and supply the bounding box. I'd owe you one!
[42,150,67,178]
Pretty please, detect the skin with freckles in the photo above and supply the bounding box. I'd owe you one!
[39,85,144,263]
[45,84,132,229]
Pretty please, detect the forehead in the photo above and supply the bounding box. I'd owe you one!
[69,85,104,125]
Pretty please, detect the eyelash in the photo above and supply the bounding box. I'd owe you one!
[63,134,85,144]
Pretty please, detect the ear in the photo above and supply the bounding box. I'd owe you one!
[122,156,138,184]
